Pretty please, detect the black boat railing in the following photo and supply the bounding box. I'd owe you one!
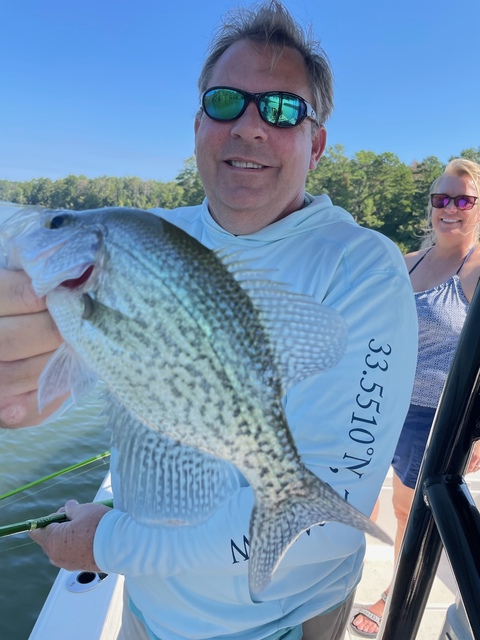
[378,278,480,640]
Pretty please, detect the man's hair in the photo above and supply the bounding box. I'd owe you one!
[422,157,480,247]
[197,0,334,125]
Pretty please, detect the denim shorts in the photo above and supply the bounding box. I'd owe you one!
[392,404,436,489]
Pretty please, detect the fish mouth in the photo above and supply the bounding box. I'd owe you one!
[60,264,95,289]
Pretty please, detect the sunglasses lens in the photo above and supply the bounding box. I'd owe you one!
[431,194,449,208]
[456,196,475,210]
[260,94,304,127]
[203,89,245,121]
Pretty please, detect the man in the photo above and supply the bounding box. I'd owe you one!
[0,2,417,639]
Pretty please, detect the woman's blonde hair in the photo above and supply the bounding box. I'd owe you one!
[421,157,480,248]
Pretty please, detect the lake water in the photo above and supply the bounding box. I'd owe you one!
[0,389,111,639]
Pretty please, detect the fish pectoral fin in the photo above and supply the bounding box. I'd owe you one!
[38,343,97,412]
[269,299,348,390]
[229,270,348,391]
[248,473,392,600]
[111,411,240,526]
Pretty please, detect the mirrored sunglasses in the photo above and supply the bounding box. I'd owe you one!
[201,86,318,128]
[431,194,478,211]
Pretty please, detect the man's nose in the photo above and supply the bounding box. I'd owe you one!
[229,102,268,139]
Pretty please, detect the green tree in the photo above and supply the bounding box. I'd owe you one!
[347,151,414,235]
[308,148,430,251]
[82,177,118,209]
[48,175,84,209]
[175,157,205,206]
[27,178,55,206]
[306,145,353,210]
[152,181,185,209]
[407,156,445,251]
[0,180,23,203]
[456,147,480,164]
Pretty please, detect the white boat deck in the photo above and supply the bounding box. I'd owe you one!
[29,474,124,640]
[29,468,480,640]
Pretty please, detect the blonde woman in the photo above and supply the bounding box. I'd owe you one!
[352,158,480,638]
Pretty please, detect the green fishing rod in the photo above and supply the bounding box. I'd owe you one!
[0,451,110,502]
[0,499,114,538]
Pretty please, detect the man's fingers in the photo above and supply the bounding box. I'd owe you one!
[0,269,46,316]
[0,351,57,395]
[0,269,67,428]
[0,312,62,361]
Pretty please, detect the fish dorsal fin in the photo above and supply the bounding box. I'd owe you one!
[109,400,240,526]
[38,343,98,412]
[218,255,348,392]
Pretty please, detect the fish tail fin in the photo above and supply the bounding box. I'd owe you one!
[248,472,391,600]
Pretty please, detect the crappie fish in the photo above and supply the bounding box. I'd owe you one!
[1,206,391,597]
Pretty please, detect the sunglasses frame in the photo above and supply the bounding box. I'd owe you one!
[201,86,318,128]
[430,193,478,211]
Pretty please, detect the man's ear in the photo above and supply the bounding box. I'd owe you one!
[194,114,201,135]
[309,125,327,171]
[193,114,201,156]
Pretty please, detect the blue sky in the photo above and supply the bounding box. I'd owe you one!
[1,0,478,183]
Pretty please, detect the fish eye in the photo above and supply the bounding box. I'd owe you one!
[48,214,72,229]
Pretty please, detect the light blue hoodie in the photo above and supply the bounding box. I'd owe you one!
[94,194,417,640]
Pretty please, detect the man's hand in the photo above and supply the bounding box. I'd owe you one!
[29,500,112,572]
[0,268,66,428]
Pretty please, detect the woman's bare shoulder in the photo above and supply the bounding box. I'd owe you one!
[468,244,480,271]
[404,248,426,268]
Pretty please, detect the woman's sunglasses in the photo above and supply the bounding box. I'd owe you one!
[431,194,478,211]
[201,86,318,128]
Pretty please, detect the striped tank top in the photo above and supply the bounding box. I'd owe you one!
[409,247,474,408]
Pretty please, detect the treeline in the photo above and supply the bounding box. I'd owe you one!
[0,156,205,212]
[2,146,479,253]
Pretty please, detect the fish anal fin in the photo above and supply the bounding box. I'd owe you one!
[111,412,240,526]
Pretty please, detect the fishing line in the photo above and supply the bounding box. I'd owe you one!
[0,455,112,550]
[0,451,110,504]
[0,538,37,556]
[0,460,110,514]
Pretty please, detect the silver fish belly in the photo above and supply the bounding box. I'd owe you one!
[3,206,391,598]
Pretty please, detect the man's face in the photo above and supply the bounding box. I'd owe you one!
[194,39,326,235]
